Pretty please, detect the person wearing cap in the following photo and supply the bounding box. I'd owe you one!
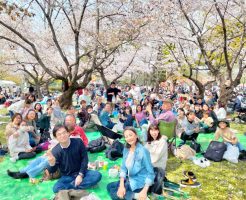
[214,119,245,152]
[106,82,121,103]
[146,98,176,125]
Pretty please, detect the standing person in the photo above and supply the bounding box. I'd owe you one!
[47,125,102,193]
[107,127,155,200]
[106,82,121,103]
[64,115,88,146]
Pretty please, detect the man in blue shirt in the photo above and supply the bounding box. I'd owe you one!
[47,125,102,193]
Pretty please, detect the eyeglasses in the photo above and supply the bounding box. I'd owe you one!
[56,130,69,137]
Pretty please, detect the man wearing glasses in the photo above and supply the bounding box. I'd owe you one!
[47,124,102,193]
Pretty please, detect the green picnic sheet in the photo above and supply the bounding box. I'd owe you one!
[0,131,245,200]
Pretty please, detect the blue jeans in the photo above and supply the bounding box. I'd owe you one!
[107,179,143,200]
[20,156,48,178]
[53,170,102,193]
[29,132,36,147]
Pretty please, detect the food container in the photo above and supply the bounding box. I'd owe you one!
[108,168,118,178]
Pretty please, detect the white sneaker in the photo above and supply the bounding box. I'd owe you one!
[193,158,207,168]
[203,158,210,167]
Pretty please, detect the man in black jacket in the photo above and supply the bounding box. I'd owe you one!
[106,82,121,103]
[47,125,102,193]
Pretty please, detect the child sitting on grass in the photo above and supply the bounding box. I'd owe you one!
[214,119,245,152]
[200,111,214,129]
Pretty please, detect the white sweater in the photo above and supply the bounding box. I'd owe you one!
[145,136,168,171]
[8,131,32,159]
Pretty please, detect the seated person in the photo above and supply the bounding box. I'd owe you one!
[77,100,89,127]
[214,119,245,152]
[119,106,134,129]
[64,115,88,147]
[147,99,176,125]
[5,113,22,140]
[107,127,155,200]
[202,104,218,133]
[176,108,186,138]
[179,111,200,146]
[66,105,77,117]
[84,105,102,131]
[25,109,41,147]
[145,124,168,172]
[47,125,102,193]
[200,111,214,129]
[7,140,58,182]
[38,107,53,142]
[135,105,148,128]
[8,120,36,162]
[214,102,226,120]
[93,96,105,116]
[194,104,203,119]
[100,103,115,129]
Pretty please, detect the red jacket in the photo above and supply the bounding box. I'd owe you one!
[70,126,88,146]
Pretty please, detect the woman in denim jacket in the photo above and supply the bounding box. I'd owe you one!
[107,127,155,200]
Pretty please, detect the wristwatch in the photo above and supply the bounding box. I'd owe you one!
[78,173,84,178]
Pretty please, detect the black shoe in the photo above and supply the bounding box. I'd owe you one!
[7,170,28,179]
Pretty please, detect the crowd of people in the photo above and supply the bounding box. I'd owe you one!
[2,81,246,199]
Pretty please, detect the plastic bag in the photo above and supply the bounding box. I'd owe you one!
[223,143,239,163]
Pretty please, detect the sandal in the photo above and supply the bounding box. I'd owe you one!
[183,171,197,181]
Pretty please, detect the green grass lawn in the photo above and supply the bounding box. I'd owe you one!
[0,106,245,200]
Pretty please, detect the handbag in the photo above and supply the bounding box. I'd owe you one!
[175,145,196,160]
[190,141,201,153]
[204,141,227,162]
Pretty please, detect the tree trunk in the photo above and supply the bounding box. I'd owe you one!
[62,80,69,92]
[35,82,42,99]
[218,85,233,107]
[185,76,205,98]
[100,71,109,89]
[59,87,76,109]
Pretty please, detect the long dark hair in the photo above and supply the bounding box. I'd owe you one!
[123,127,140,148]
[147,124,161,143]
[34,103,43,113]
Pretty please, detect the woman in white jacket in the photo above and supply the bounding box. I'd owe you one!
[145,124,168,172]
[8,120,36,162]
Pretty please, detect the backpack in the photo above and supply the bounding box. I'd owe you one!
[149,167,165,195]
[105,140,124,161]
[204,141,227,162]
[88,137,106,153]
